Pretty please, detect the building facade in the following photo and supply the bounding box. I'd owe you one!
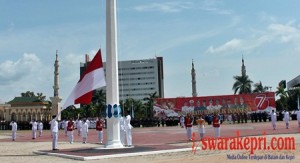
[287,75,300,89]
[81,56,164,101]
[0,97,51,122]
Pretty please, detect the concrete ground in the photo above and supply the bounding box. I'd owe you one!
[0,120,299,163]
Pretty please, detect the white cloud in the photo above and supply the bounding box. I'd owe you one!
[267,23,300,43]
[206,21,300,54]
[134,2,192,13]
[0,53,41,85]
[206,38,242,54]
[199,0,233,15]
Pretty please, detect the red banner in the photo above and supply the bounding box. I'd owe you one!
[153,92,276,117]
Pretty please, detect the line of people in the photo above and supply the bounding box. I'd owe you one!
[9,119,44,141]
[48,111,133,150]
[183,113,221,141]
[49,116,103,150]
[271,109,300,130]
[183,109,300,142]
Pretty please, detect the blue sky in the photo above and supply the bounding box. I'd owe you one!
[1,0,300,104]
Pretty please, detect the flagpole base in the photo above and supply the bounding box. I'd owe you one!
[105,140,124,148]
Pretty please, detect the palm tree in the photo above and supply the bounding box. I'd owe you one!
[91,89,106,117]
[275,85,288,111]
[36,92,46,101]
[132,100,145,119]
[253,81,269,93]
[232,74,253,94]
[143,92,160,118]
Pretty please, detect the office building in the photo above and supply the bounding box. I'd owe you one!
[81,55,164,101]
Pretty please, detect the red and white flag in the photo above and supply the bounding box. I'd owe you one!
[62,49,106,111]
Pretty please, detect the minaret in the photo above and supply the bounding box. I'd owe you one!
[191,60,197,97]
[54,52,59,96]
[50,50,62,120]
[241,56,246,76]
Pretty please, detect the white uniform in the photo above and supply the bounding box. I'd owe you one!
[10,122,17,141]
[82,122,89,144]
[271,112,277,130]
[38,122,43,137]
[51,118,58,150]
[296,110,300,127]
[67,120,75,144]
[64,120,68,136]
[180,116,185,128]
[76,120,82,136]
[197,119,205,140]
[283,111,290,129]
[120,117,125,145]
[227,114,232,124]
[30,121,38,139]
[125,115,133,146]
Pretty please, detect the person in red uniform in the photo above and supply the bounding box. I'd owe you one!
[96,117,105,144]
[184,113,193,141]
[67,118,75,144]
[212,113,221,138]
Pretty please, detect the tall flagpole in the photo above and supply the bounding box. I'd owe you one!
[105,0,123,148]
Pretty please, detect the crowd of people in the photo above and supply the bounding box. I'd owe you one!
[6,109,300,150]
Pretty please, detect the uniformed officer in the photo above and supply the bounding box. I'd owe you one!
[96,117,104,144]
[30,119,38,139]
[38,121,43,137]
[271,110,277,130]
[82,119,89,144]
[125,111,133,147]
[283,110,290,129]
[9,120,17,141]
[67,118,75,144]
[212,113,221,138]
[184,113,193,141]
[50,115,59,150]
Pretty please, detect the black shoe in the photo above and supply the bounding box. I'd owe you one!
[52,149,59,151]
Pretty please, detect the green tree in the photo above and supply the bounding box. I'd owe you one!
[91,89,106,117]
[275,85,288,111]
[21,91,46,101]
[21,91,35,97]
[121,98,145,119]
[36,92,46,101]
[232,74,253,94]
[253,81,269,93]
[61,105,79,120]
[143,92,160,118]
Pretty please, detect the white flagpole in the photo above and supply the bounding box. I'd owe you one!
[105,0,123,148]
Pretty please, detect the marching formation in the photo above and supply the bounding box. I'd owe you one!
[7,112,134,151]
[7,109,300,150]
[180,109,300,141]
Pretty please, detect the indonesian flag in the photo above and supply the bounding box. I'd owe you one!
[62,49,106,111]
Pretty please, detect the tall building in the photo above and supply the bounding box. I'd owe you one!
[80,56,164,101]
[287,75,300,109]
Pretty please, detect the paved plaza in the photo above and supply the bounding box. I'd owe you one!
[0,120,299,162]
